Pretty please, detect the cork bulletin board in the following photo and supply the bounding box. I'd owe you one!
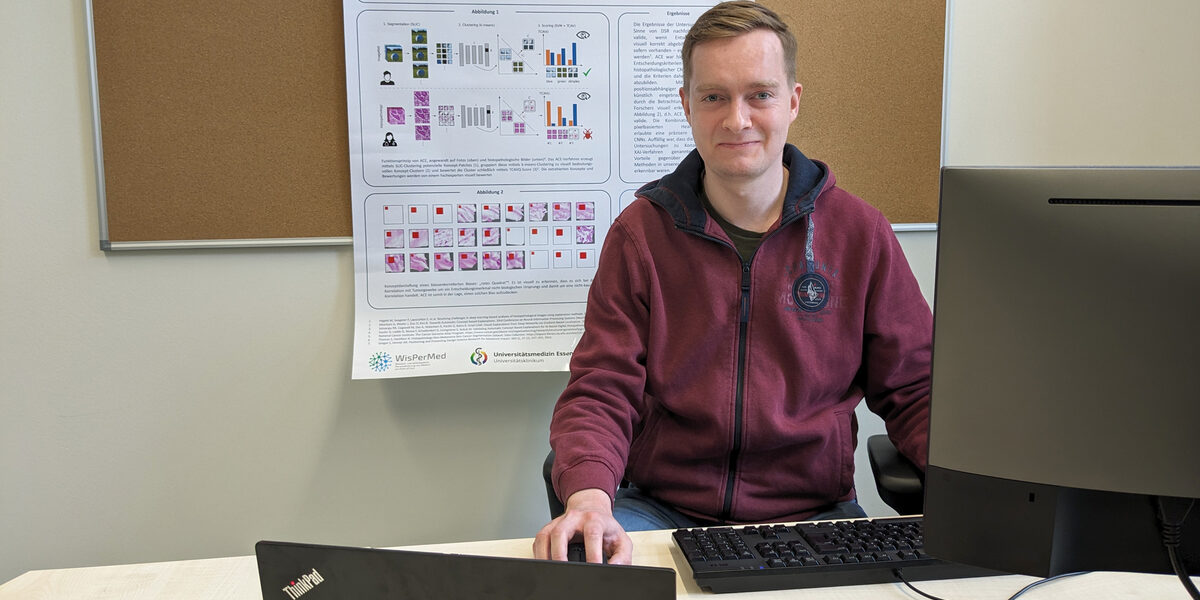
[86,0,943,250]
[86,0,353,249]
[761,0,945,226]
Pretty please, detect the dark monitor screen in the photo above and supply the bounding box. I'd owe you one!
[923,166,1200,578]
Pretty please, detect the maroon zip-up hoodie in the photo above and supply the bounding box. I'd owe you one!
[551,145,932,523]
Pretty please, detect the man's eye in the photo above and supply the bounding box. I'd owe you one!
[702,94,721,102]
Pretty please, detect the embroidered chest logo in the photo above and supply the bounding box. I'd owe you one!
[791,272,831,312]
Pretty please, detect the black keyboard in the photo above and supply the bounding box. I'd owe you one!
[672,516,997,593]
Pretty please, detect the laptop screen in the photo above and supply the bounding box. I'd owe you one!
[256,540,677,600]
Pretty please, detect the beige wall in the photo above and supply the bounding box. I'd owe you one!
[942,0,1200,166]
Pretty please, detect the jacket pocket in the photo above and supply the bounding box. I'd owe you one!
[626,394,665,476]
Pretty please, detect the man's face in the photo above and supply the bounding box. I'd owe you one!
[680,28,801,186]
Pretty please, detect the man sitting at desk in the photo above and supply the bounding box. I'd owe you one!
[534,1,932,564]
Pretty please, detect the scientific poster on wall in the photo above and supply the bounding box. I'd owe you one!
[344,0,715,379]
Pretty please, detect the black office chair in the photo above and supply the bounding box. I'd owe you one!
[543,434,923,519]
[865,434,925,515]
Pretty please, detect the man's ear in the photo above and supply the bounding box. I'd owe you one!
[679,87,692,124]
[789,82,803,121]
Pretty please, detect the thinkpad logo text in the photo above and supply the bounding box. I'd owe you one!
[282,568,324,599]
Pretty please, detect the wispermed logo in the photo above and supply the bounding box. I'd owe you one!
[281,568,324,599]
[368,352,392,372]
[470,347,488,366]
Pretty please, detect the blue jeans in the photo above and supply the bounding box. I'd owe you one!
[613,486,867,531]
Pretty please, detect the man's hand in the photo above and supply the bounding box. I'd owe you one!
[533,488,633,564]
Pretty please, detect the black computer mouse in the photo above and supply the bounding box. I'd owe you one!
[567,542,607,564]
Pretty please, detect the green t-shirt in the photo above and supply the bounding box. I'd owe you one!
[701,188,765,264]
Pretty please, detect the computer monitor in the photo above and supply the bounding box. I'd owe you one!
[923,166,1200,578]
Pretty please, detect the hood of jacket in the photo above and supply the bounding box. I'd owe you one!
[633,143,830,237]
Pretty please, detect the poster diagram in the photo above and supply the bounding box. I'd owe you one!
[355,9,610,186]
[345,1,713,378]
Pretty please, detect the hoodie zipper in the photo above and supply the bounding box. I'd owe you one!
[721,258,753,520]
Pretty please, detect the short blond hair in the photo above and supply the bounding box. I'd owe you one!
[681,1,797,89]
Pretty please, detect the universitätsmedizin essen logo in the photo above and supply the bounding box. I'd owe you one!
[470,347,488,366]
[368,352,392,372]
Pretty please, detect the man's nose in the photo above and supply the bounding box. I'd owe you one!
[722,99,752,131]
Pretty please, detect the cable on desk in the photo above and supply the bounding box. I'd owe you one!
[1005,571,1089,600]
[892,568,1089,600]
[1156,496,1200,600]
[892,568,947,600]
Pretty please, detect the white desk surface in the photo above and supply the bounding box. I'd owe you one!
[0,529,1191,599]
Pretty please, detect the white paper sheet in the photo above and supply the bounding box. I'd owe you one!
[344,0,714,378]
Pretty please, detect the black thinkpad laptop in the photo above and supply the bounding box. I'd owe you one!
[255,540,676,600]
